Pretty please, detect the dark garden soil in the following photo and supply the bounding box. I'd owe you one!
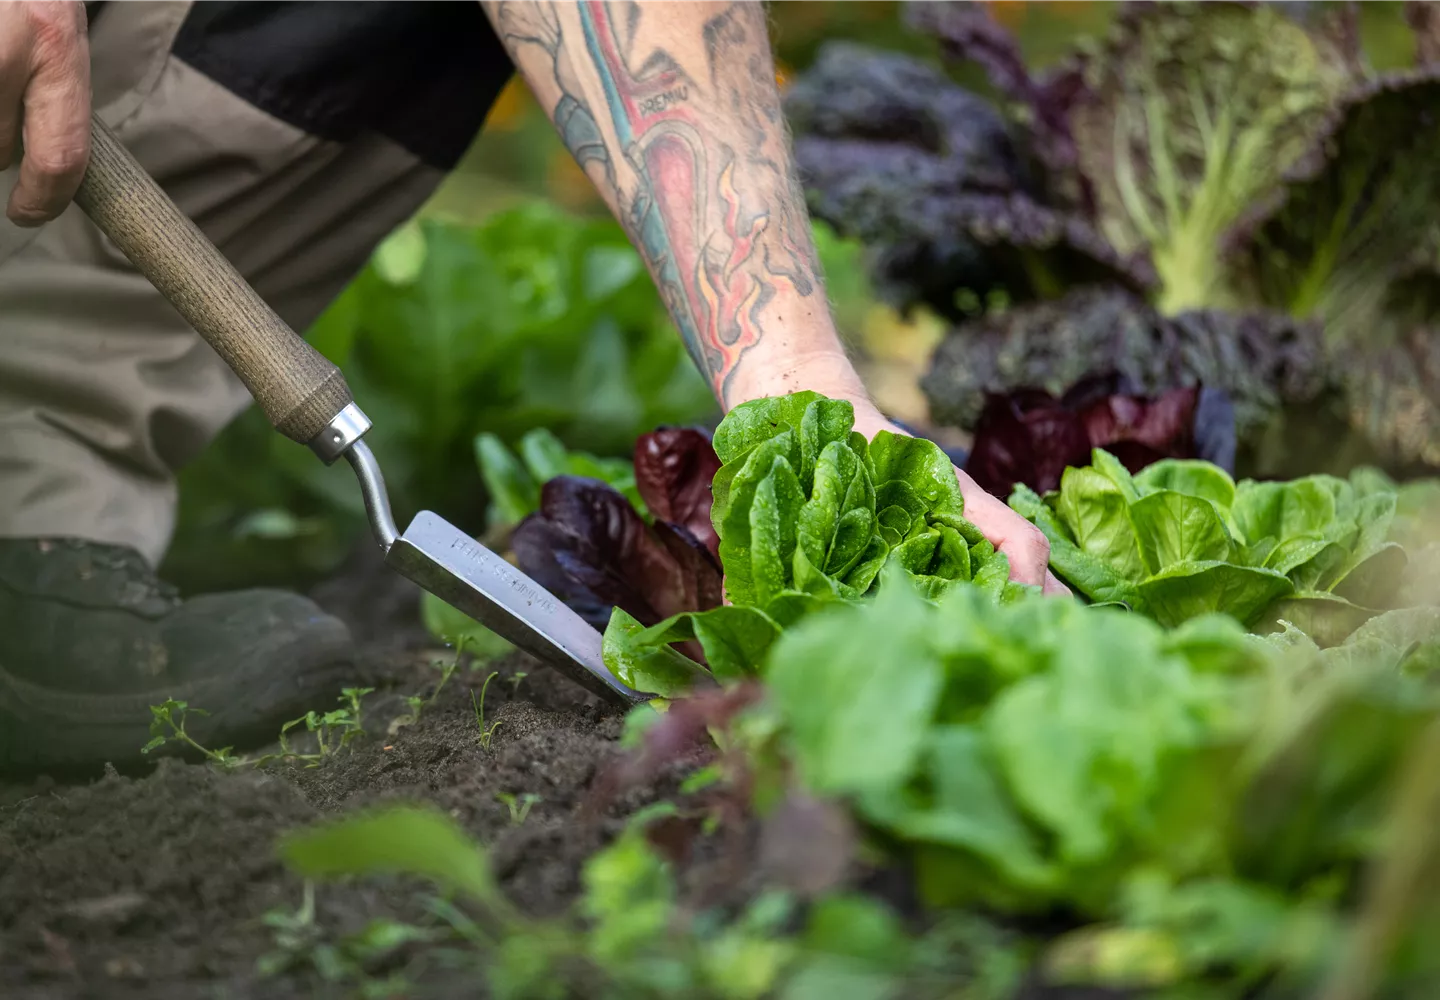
[0,546,1122,1000]
[0,546,714,1000]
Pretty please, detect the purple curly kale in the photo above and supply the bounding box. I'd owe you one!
[784,41,1153,321]
[808,2,1440,472]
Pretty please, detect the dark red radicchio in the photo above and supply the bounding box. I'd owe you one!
[633,427,722,560]
[510,427,724,640]
[964,372,1237,496]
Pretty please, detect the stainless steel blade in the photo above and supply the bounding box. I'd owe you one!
[334,437,650,706]
[386,511,647,705]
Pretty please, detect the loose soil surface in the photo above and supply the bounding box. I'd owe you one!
[0,549,707,1000]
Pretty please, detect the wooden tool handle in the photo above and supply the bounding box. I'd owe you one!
[73,114,352,445]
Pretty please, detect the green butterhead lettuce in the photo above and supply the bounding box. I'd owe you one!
[1012,450,1412,640]
[603,606,778,694]
[711,392,876,607]
[758,567,1439,993]
[603,393,1030,687]
[795,439,888,600]
[765,571,1266,914]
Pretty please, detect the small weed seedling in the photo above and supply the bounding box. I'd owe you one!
[507,671,528,696]
[258,880,433,994]
[431,654,460,705]
[257,881,324,977]
[495,792,541,825]
[142,699,246,770]
[390,641,466,735]
[472,672,503,750]
[272,687,375,768]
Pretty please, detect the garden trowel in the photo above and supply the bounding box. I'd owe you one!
[73,115,647,707]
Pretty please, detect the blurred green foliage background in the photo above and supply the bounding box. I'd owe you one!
[161,0,1419,595]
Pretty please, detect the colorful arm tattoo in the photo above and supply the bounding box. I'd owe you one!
[485,1,823,403]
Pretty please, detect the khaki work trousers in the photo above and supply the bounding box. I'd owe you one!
[0,3,448,566]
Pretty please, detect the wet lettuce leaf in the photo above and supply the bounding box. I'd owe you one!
[965,371,1235,497]
[602,393,1028,687]
[1011,450,1413,640]
[711,392,995,608]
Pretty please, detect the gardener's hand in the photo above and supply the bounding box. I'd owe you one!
[727,348,1069,596]
[0,0,90,226]
[849,401,1071,597]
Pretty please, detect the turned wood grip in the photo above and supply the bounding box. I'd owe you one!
[73,115,352,445]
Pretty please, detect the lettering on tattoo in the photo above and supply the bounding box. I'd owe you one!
[638,85,689,116]
[486,0,823,401]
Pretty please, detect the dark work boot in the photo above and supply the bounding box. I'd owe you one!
[0,538,356,774]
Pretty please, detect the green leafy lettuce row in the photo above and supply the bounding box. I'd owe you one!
[760,568,1440,985]
[603,393,1031,694]
[1009,449,1409,641]
[278,573,1440,997]
[1390,477,1440,606]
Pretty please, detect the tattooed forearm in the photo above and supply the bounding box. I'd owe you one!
[483,0,825,403]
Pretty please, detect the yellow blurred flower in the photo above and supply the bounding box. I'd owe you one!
[484,76,533,133]
[861,303,946,366]
[774,58,793,92]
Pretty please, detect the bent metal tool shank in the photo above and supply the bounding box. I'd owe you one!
[73,114,649,706]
